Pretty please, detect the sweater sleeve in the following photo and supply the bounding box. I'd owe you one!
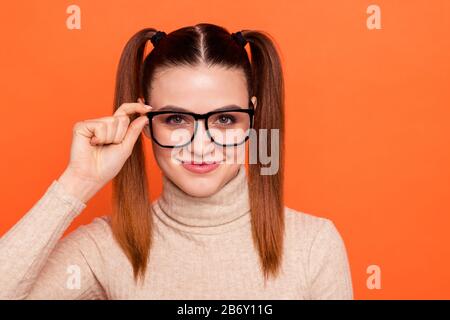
[0,180,107,299]
[307,219,354,300]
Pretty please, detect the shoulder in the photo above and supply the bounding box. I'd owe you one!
[78,215,112,235]
[284,206,337,240]
[284,207,353,298]
[283,206,348,257]
[284,207,353,299]
[62,215,114,252]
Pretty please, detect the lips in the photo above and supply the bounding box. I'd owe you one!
[180,160,221,174]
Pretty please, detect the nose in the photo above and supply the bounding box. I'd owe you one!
[186,119,215,158]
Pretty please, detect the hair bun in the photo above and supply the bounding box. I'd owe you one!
[151,30,167,47]
[231,31,248,47]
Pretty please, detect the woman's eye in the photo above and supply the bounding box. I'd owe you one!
[166,115,185,124]
[217,115,235,125]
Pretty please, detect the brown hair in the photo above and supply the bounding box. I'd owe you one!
[111,23,285,286]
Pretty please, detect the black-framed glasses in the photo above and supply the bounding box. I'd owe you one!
[146,99,255,148]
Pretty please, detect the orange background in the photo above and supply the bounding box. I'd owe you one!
[1,1,449,299]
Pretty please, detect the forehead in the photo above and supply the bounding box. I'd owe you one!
[149,64,249,113]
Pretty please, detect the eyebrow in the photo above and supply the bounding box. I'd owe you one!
[156,104,244,112]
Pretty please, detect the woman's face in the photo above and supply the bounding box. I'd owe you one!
[143,64,257,197]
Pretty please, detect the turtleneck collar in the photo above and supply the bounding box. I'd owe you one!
[152,164,251,235]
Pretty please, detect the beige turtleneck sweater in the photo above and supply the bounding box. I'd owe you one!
[0,164,353,299]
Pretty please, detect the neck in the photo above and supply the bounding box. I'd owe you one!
[152,164,251,235]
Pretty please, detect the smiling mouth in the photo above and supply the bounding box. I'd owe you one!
[179,160,222,174]
[180,160,221,165]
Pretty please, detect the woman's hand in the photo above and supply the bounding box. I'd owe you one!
[57,99,152,203]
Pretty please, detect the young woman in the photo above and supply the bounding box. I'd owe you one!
[0,23,353,299]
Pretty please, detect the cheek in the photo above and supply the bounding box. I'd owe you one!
[151,143,175,166]
[223,144,247,164]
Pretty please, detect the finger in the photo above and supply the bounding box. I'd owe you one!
[114,102,152,117]
[88,118,114,145]
[88,116,126,144]
[112,115,130,143]
[121,115,149,151]
[75,120,107,145]
[106,117,119,143]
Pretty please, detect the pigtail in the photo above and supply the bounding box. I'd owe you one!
[111,28,159,284]
[242,30,286,284]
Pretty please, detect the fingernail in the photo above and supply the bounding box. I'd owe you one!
[145,105,152,109]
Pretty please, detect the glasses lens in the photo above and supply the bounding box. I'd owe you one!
[207,111,251,146]
[151,113,195,147]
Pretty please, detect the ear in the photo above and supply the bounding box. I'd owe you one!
[143,123,151,139]
[251,95,257,110]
